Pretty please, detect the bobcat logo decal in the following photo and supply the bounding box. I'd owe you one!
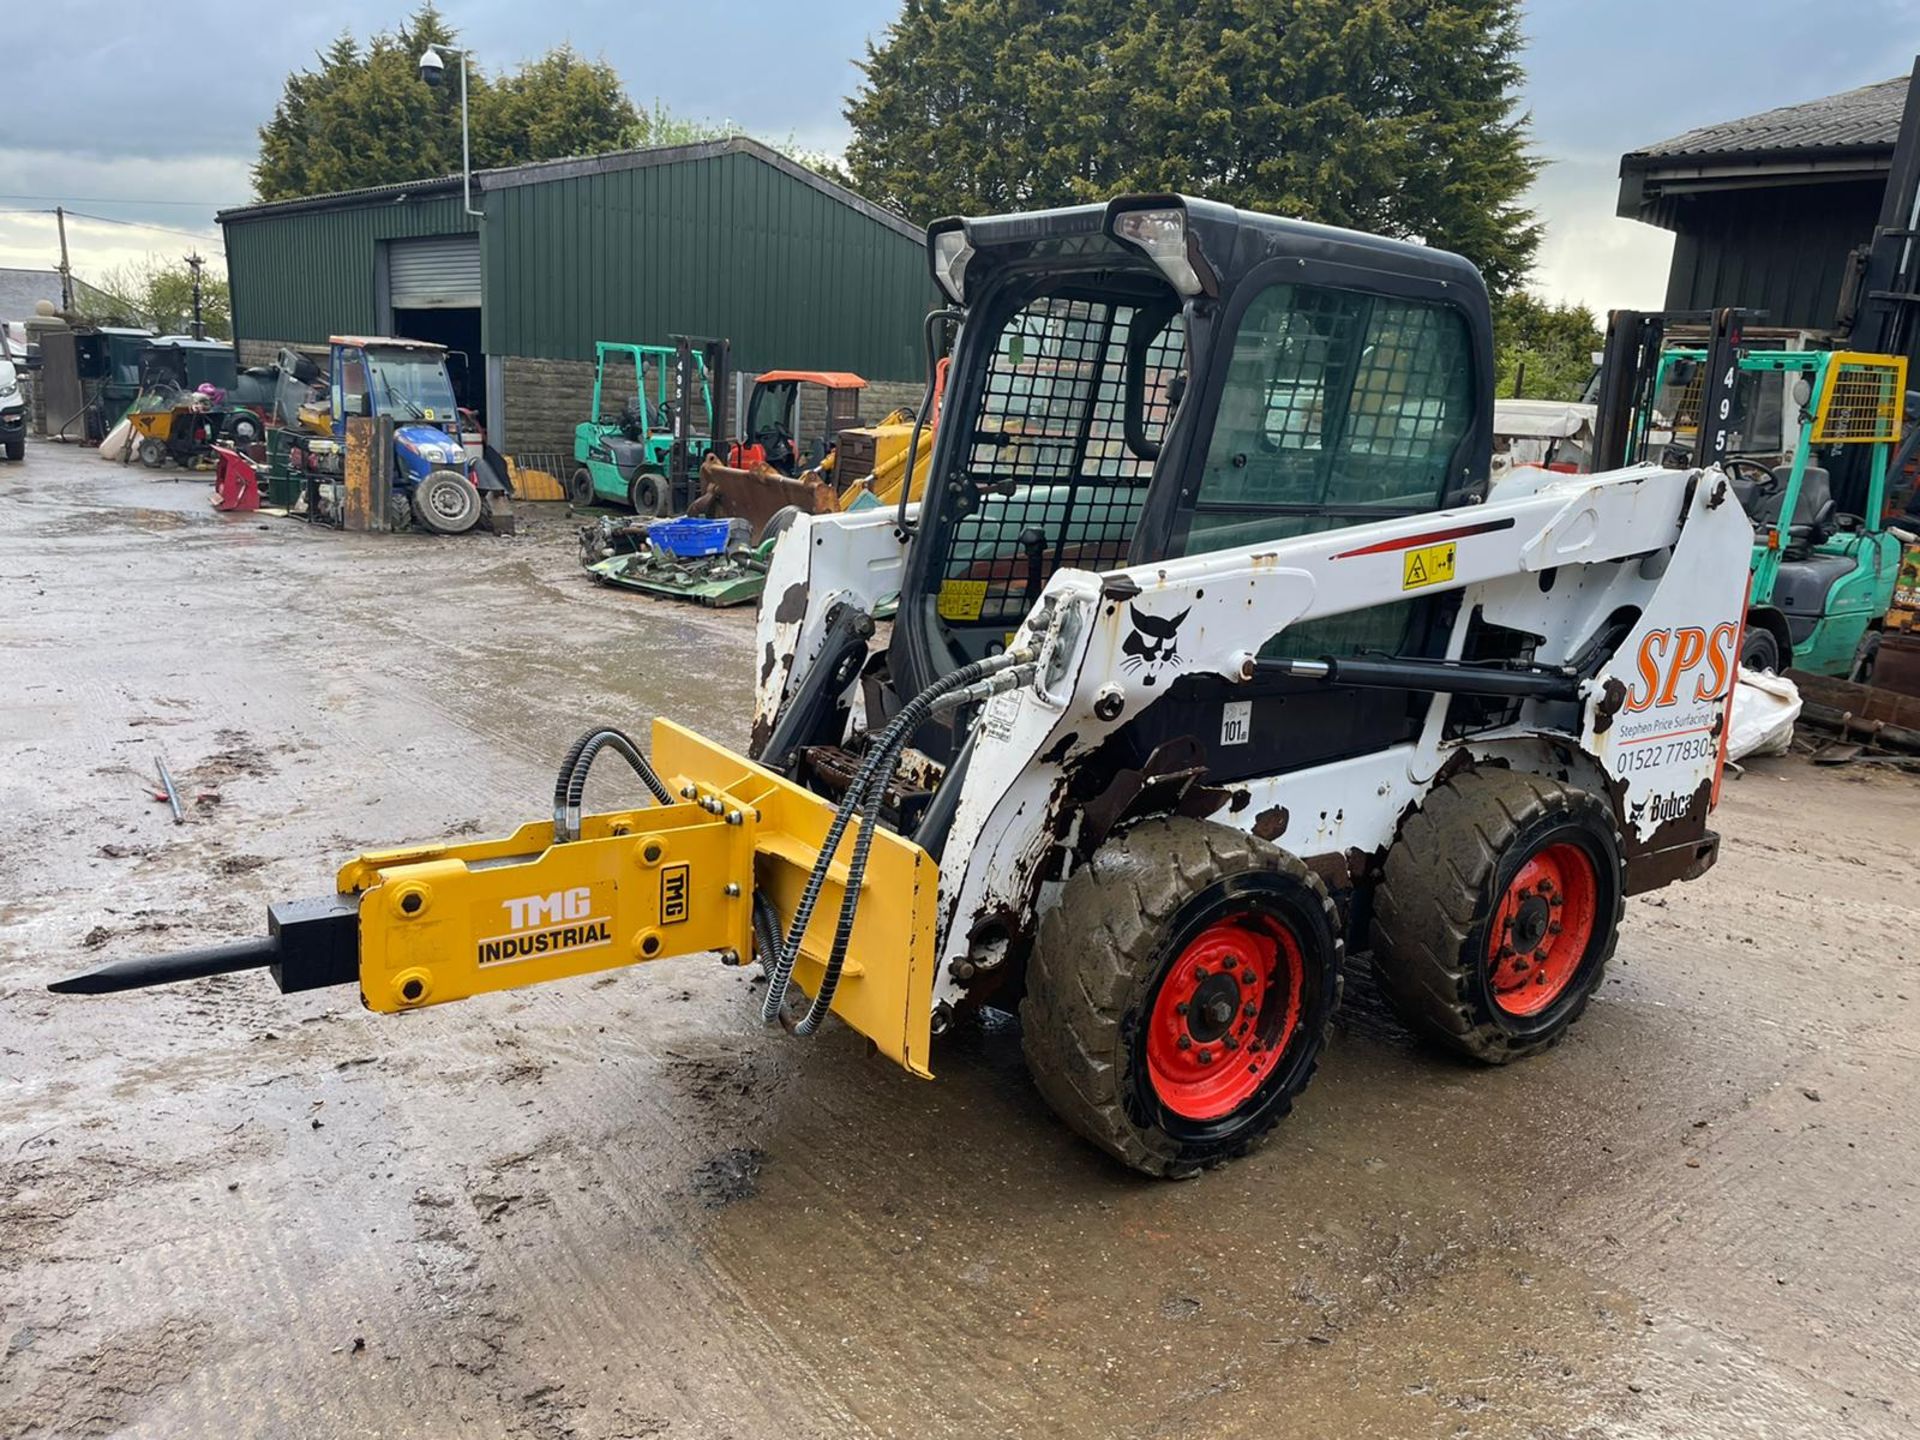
[1121,605,1190,687]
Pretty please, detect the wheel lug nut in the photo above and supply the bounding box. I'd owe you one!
[1241,969,1257,985]
[1193,966,1208,980]
[1177,1035,1191,1051]
[1175,1001,1190,1016]
[1242,1001,1257,1017]
[1197,1049,1213,1065]
[1223,1035,1239,1051]
[1548,922,1562,935]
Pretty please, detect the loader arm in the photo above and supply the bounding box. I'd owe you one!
[54,721,944,1078]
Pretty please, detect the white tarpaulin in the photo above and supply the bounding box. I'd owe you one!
[1727,666,1801,761]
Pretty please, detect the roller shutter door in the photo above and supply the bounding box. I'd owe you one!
[388,236,481,308]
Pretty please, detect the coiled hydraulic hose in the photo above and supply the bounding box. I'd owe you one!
[552,726,674,843]
[759,649,1036,1030]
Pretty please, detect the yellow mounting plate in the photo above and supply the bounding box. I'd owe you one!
[654,719,941,1078]
[337,719,940,1079]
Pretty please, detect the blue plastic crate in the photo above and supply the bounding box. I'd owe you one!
[648,516,733,557]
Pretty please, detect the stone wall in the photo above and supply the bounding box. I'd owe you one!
[237,338,326,370]
[499,355,595,469]
[496,358,929,472]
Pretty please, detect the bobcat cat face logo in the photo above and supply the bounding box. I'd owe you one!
[1121,605,1190,687]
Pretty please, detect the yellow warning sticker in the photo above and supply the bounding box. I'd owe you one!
[937,578,989,621]
[1401,542,1456,591]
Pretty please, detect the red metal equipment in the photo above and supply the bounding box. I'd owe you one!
[212,446,260,512]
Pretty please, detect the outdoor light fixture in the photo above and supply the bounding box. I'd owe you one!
[930,228,975,305]
[1111,206,1203,297]
[416,44,483,219]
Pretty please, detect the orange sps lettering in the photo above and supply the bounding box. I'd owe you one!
[1624,623,1739,712]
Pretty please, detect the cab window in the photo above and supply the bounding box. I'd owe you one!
[1178,283,1473,558]
[339,350,370,419]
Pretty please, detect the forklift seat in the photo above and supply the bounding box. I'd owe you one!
[1750,464,1836,548]
[603,437,649,477]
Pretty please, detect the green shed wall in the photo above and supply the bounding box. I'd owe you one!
[223,150,931,382]
[225,196,478,345]
[484,151,928,380]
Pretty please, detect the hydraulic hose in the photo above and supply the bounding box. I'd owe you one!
[751,892,783,973]
[552,726,674,843]
[791,662,1033,1035]
[760,649,1035,1029]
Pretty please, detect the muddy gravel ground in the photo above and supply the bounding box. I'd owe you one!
[2,442,1918,1439]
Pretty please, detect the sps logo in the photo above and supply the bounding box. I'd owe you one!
[1121,606,1190,687]
[1624,623,1739,712]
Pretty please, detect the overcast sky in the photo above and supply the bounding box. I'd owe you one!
[4,1,1919,312]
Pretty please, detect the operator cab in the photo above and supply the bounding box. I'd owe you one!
[881,197,1493,779]
[735,371,867,475]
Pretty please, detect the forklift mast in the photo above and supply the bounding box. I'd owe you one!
[669,334,729,511]
[1591,308,1747,472]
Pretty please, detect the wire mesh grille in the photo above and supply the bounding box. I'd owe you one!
[1813,353,1907,444]
[941,295,1183,625]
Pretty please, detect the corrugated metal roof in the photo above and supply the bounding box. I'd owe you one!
[1629,75,1906,161]
[218,136,921,241]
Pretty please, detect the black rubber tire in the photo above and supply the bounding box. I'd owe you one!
[386,490,414,533]
[228,414,262,449]
[569,466,597,509]
[1740,625,1781,674]
[411,469,482,535]
[1370,768,1624,1065]
[2,436,21,462]
[1020,816,1342,1178]
[138,436,166,469]
[760,504,803,546]
[630,471,671,517]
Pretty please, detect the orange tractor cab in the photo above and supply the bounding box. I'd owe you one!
[728,371,867,476]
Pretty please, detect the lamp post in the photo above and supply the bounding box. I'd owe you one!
[417,44,483,219]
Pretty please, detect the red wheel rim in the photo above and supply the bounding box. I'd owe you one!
[1486,841,1598,1017]
[1145,914,1304,1121]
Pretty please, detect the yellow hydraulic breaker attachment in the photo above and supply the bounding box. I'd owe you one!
[51,720,944,1078]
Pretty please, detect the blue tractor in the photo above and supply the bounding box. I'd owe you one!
[312,336,503,534]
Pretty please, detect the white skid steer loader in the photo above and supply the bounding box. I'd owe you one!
[59,197,1753,1178]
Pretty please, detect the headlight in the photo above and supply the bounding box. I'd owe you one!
[1112,206,1202,297]
[0,382,18,401]
[930,228,974,305]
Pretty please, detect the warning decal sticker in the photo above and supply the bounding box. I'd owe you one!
[1401,542,1457,590]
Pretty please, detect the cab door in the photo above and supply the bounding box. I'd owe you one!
[331,347,370,436]
[1144,277,1482,781]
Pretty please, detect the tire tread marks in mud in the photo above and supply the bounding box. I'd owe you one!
[1369,767,1625,1064]
[1021,816,1341,1178]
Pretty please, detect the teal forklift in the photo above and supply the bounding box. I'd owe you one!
[1594,310,1909,678]
[570,337,727,513]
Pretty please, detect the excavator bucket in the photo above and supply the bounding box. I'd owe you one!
[688,455,837,540]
